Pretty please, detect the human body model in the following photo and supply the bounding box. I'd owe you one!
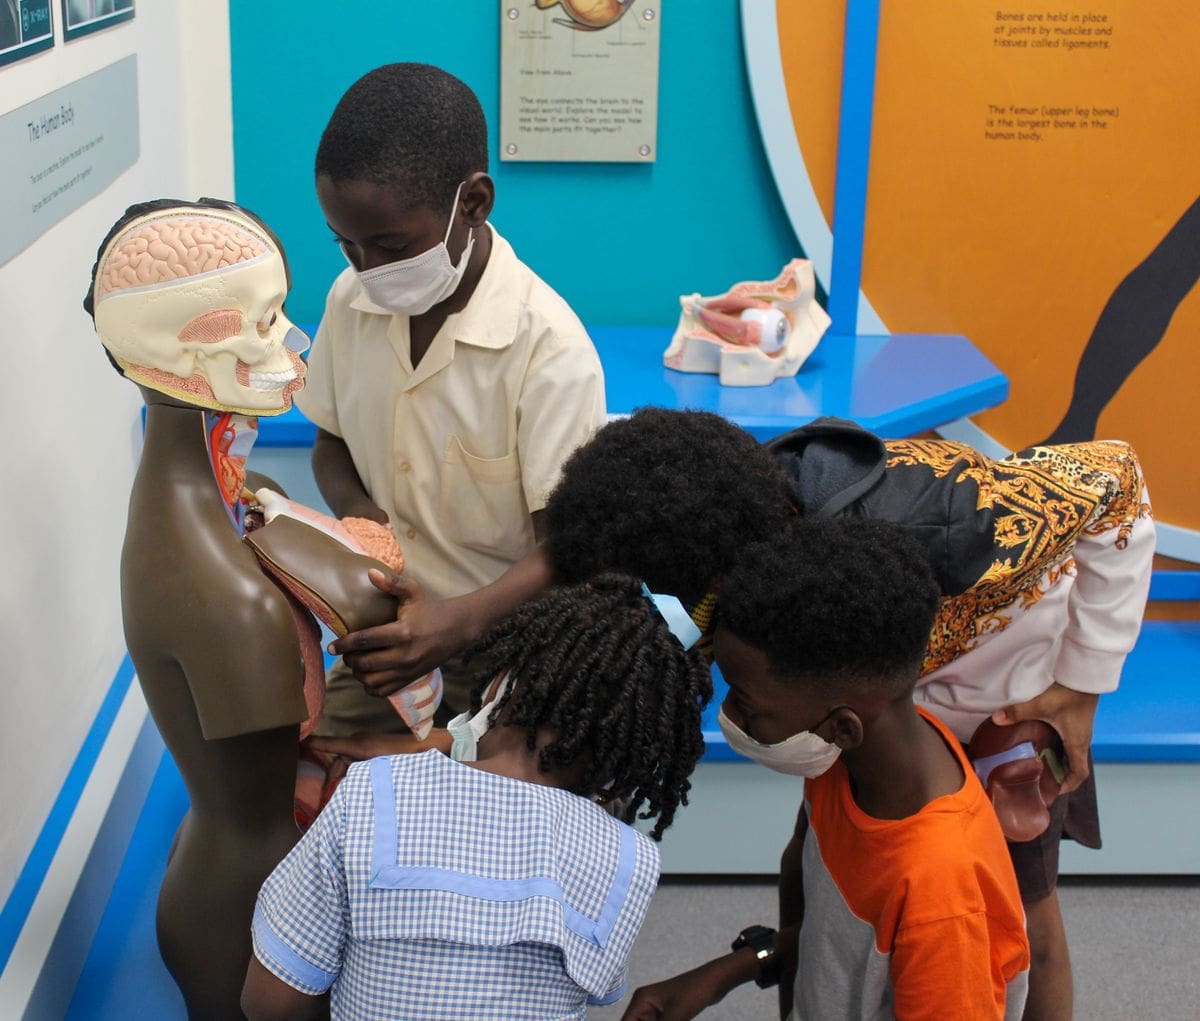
[86,200,312,1018]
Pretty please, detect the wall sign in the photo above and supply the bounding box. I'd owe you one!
[499,0,660,163]
[0,54,140,267]
[745,1,1200,559]
[0,1,54,68]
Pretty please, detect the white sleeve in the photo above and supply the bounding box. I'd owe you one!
[294,275,348,438]
[516,315,606,513]
[1054,448,1155,695]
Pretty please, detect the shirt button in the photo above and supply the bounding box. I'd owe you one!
[406,528,417,540]
[400,461,412,472]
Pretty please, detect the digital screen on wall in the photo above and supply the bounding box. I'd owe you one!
[61,0,133,42]
[0,1,55,68]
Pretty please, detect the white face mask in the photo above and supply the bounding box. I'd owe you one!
[717,705,845,778]
[352,181,476,316]
[448,673,511,763]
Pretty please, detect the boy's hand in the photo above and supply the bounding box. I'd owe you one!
[622,974,716,1020]
[992,681,1099,793]
[307,728,451,762]
[622,955,754,1020]
[329,570,473,695]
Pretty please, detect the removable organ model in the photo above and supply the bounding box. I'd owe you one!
[663,258,831,387]
[968,718,1066,842]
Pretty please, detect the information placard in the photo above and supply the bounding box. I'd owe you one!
[0,55,140,267]
[499,0,660,163]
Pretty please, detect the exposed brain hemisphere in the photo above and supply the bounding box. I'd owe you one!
[98,218,269,295]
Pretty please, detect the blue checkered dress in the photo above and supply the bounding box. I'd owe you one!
[253,751,660,1020]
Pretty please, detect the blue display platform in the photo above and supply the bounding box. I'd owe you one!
[258,327,1009,446]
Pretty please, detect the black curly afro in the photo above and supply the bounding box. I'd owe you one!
[315,63,488,211]
[717,517,941,698]
[545,408,794,606]
[463,573,712,840]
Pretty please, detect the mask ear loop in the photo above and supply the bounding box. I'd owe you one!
[641,583,703,650]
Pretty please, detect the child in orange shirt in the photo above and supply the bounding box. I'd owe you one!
[623,518,1030,1021]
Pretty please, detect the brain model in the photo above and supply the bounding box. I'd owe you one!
[97,219,269,294]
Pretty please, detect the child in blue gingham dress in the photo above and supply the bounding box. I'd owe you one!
[243,574,712,1020]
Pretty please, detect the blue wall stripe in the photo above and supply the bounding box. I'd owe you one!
[24,716,164,1021]
[1149,571,1200,601]
[0,655,137,973]
[826,0,882,336]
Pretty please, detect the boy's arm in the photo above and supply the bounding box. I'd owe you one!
[777,805,808,1016]
[311,428,388,524]
[329,539,555,695]
[241,958,327,1021]
[891,914,1023,1020]
[993,441,1154,792]
[621,928,799,1021]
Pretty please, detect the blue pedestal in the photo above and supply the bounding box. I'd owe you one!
[256,327,1009,447]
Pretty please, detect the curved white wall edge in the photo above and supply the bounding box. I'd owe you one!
[740,0,885,334]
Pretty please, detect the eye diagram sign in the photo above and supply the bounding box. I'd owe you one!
[500,0,660,162]
[0,55,140,267]
[746,1,1200,557]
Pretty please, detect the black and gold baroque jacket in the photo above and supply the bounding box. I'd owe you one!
[767,419,1154,739]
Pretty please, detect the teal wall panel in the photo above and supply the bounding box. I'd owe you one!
[229,0,801,327]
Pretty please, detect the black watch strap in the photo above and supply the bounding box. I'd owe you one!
[730,924,781,989]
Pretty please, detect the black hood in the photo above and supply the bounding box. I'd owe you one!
[765,417,887,516]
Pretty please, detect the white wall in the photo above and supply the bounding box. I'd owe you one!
[0,1,233,906]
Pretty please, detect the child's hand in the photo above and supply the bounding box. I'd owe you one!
[307,728,451,762]
[992,681,1099,794]
[329,571,474,694]
[622,957,749,1020]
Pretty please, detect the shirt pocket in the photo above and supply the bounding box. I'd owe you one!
[439,434,533,560]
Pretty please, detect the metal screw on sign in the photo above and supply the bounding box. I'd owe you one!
[506,143,518,155]
[507,7,519,20]
[638,144,651,156]
[642,7,656,20]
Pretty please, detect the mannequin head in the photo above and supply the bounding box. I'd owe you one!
[84,199,309,415]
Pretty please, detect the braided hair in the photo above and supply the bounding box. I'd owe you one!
[463,574,712,840]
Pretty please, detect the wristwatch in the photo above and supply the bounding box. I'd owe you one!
[730,924,780,989]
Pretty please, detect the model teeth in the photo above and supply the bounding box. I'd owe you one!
[249,369,297,390]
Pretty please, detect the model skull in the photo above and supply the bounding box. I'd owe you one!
[91,206,309,415]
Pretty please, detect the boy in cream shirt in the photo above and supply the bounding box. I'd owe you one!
[297,63,604,731]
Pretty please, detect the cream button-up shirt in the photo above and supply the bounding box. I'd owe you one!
[296,226,606,602]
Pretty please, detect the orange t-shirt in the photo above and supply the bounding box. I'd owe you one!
[795,707,1030,1020]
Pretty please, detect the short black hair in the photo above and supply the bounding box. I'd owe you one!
[718,518,940,699]
[463,574,712,840]
[315,63,488,210]
[545,408,794,607]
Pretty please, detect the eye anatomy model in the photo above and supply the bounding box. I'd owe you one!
[663,258,831,387]
[536,0,636,32]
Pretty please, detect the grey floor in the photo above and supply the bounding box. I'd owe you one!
[591,878,1200,1020]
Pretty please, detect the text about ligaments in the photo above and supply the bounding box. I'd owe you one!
[993,8,1114,50]
[985,8,1117,142]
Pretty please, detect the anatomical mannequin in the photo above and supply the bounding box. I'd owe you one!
[85,199,315,1019]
